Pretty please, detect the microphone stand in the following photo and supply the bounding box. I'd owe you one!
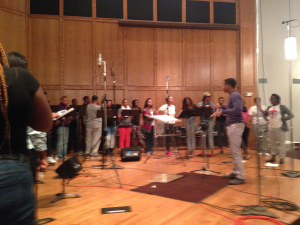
[92,55,123,188]
[106,68,124,170]
[52,117,80,203]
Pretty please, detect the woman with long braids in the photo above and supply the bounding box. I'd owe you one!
[182,97,197,156]
[0,43,52,224]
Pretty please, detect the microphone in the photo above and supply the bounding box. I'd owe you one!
[97,54,102,66]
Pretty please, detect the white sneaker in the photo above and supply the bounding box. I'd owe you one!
[90,154,101,159]
[48,156,57,164]
[263,153,270,156]
[53,155,59,161]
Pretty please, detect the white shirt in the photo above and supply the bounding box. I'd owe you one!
[268,105,282,128]
[249,105,267,125]
[159,104,176,124]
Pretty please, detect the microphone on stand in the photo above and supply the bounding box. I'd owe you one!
[97,54,102,66]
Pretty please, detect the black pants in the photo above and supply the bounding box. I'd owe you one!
[215,120,228,147]
[164,124,174,151]
[241,127,250,153]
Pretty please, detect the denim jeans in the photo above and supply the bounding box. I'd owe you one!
[0,160,35,225]
[145,127,154,153]
[56,127,69,158]
[106,126,117,149]
[185,117,196,151]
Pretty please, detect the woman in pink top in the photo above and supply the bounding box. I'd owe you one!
[241,99,251,160]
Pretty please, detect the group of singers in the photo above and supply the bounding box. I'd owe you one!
[4,50,295,186]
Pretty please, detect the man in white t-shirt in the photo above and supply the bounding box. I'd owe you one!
[248,97,268,155]
[157,96,176,157]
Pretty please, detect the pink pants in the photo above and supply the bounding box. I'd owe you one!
[119,127,131,149]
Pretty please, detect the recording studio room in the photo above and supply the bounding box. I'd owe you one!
[0,0,300,224]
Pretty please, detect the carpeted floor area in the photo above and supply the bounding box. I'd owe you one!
[131,172,228,203]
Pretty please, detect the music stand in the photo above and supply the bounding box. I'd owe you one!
[121,109,141,117]
[52,108,80,203]
[144,115,185,183]
[191,107,221,175]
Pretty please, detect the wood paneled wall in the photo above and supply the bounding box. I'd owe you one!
[2,0,257,146]
[0,0,28,57]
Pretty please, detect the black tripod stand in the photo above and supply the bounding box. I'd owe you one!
[191,107,220,174]
[52,116,80,203]
[91,55,123,188]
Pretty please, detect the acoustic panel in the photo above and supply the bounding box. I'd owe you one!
[157,0,182,22]
[30,0,59,15]
[186,0,210,24]
[127,0,153,21]
[214,2,236,24]
[64,0,92,17]
[96,0,123,19]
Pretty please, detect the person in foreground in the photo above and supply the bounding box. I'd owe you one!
[212,78,245,185]
[0,43,53,224]
[260,94,294,164]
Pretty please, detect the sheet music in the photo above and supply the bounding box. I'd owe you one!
[148,115,178,123]
[53,108,74,121]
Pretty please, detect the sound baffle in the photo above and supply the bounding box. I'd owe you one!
[121,147,141,162]
[55,156,82,178]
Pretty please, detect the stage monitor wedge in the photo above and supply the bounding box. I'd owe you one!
[96,0,123,19]
[158,0,182,22]
[64,0,92,17]
[186,0,210,24]
[214,2,236,24]
[127,0,153,21]
[30,0,59,15]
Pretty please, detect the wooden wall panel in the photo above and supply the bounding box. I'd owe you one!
[185,30,211,87]
[95,22,125,86]
[1,0,26,13]
[64,90,94,105]
[241,27,255,87]
[212,30,237,87]
[240,0,255,25]
[29,18,60,85]
[126,27,154,86]
[96,89,125,105]
[156,28,183,87]
[63,20,93,85]
[127,90,157,108]
[0,11,26,55]
[44,89,61,105]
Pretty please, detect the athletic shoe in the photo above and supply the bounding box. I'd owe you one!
[245,154,251,160]
[209,153,214,157]
[47,156,57,164]
[167,152,173,157]
[90,154,101,159]
[77,151,84,156]
[263,153,270,156]
[279,159,284,164]
[53,155,58,161]
[223,173,236,179]
[220,150,224,155]
[229,178,245,185]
